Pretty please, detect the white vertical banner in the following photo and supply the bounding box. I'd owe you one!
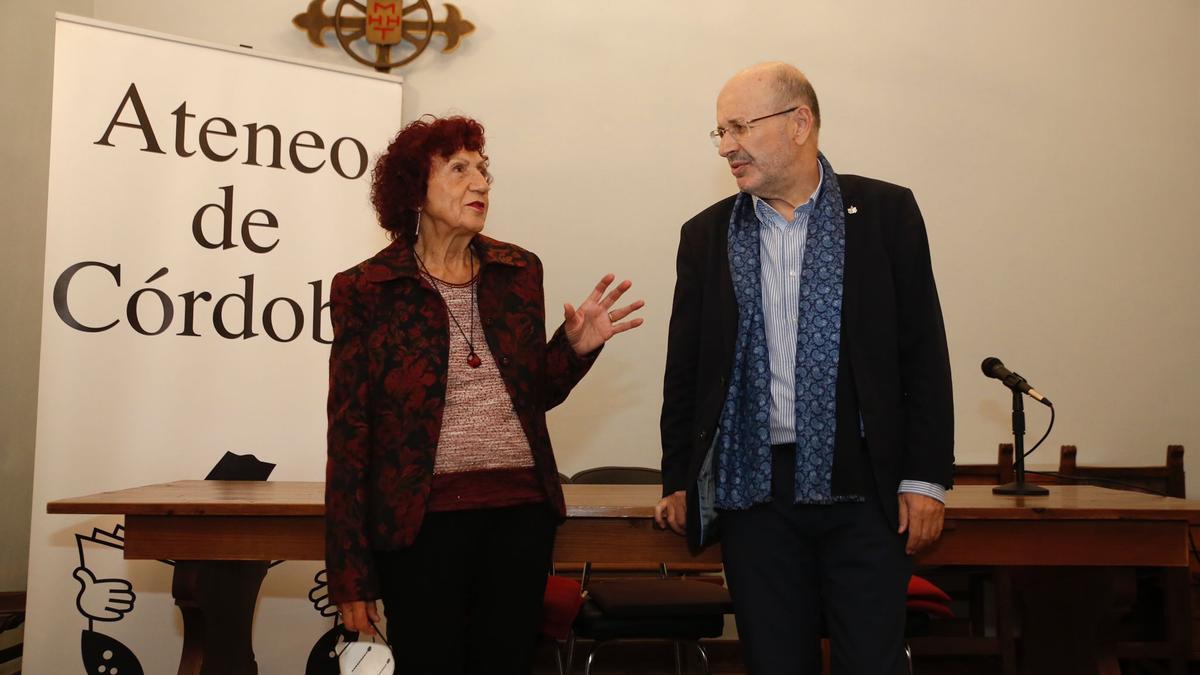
[27,15,399,673]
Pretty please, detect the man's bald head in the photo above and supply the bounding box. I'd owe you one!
[728,62,821,130]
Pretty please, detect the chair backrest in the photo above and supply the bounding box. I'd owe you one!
[952,444,1016,485]
[1057,445,1185,498]
[570,466,662,485]
[557,472,571,485]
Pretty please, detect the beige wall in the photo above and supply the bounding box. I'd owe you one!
[0,0,93,592]
[4,0,1199,589]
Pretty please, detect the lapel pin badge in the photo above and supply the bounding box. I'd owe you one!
[847,206,858,214]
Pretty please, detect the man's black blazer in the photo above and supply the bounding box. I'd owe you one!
[660,174,954,550]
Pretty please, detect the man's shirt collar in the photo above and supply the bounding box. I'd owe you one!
[750,165,824,228]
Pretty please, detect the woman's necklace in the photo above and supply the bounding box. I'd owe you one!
[414,249,482,368]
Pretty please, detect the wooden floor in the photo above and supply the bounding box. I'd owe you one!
[532,640,1200,674]
[531,640,1010,675]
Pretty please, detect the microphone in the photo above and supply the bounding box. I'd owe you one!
[981,357,1052,407]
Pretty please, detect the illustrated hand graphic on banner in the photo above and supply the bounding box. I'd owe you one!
[309,569,337,618]
[73,566,136,622]
[70,523,145,671]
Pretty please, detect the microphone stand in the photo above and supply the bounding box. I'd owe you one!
[993,388,1049,496]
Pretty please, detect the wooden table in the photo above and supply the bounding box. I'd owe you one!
[49,482,1200,675]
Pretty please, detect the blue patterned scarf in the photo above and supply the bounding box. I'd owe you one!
[715,153,846,508]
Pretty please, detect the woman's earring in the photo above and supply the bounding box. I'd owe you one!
[415,209,422,238]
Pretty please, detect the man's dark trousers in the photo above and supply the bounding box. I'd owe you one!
[720,445,911,675]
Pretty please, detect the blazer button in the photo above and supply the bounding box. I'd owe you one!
[698,430,706,440]
[501,356,511,366]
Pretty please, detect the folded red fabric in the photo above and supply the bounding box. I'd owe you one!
[907,575,952,603]
[906,598,955,618]
[541,575,585,640]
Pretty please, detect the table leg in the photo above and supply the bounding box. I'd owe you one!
[995,568,1017,675]
[171,560,269,675]
[1014,567,1124,675]
[1165,567,1190,675]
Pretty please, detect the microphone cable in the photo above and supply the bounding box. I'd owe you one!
[1020,402,1056,460]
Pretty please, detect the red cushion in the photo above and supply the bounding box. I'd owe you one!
[907,575,952,603]
[906,598,955,618]
[541,575,585,640]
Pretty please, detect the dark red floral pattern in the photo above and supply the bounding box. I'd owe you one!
[325,235,599,604]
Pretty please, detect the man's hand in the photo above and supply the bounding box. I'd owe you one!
[898,492,945,555]
[654,490,687,535]
[338,599,381,635]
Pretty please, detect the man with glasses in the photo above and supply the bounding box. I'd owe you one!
[655,62,954,674]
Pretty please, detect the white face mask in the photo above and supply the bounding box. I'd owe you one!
[338,639,394,675]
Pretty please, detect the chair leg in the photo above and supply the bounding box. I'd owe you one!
[995,568,1017,675]
[564,632,576,675]
[553,639,565,675]
[694,641,712,675]
[583,640,606,675]
[673,640,684,675]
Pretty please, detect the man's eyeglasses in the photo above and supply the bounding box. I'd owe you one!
[709,106,799,147]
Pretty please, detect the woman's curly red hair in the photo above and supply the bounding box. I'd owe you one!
[370,115,487,241]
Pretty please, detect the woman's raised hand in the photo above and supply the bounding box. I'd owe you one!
[563,274,644,355]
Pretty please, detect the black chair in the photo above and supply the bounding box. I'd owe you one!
[951,443,1016,486]
[1058,444,1185,498]
[564,466,733,675]
[570,466,662,485]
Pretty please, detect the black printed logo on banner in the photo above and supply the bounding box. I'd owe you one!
[70,525,361,674]
[73,524,145,675]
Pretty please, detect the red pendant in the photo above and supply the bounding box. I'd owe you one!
[467,352,482,368]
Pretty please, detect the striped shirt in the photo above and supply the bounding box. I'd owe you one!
[751,175,945,504]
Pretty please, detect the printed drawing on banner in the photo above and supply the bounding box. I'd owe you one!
[68,452,367,674]
[73,524,145,675]
[305,568,363,674]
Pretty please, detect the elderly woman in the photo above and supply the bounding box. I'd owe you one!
[325,115,642,673]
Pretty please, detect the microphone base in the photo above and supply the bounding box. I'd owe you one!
[993,481,1050,496]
